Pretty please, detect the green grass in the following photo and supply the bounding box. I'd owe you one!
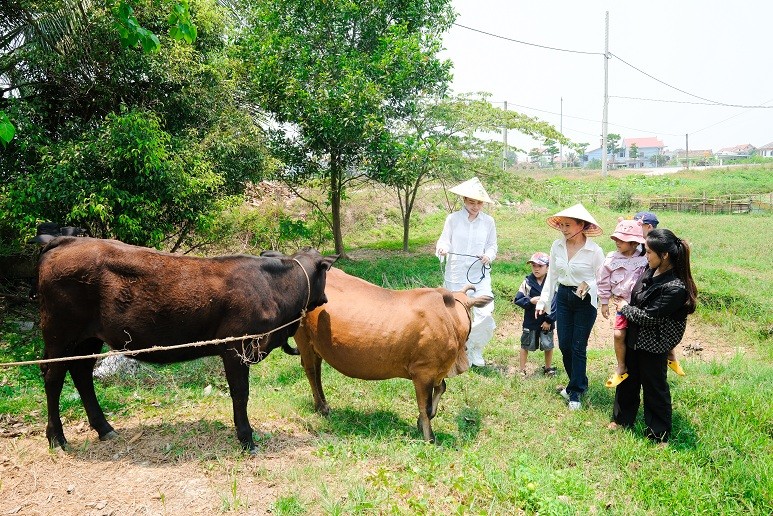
[1,166,772,513]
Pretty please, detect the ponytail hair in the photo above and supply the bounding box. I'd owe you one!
[646,228,698,314]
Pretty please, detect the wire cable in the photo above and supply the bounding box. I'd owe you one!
[452,23,604,56]
[609,52,773,109]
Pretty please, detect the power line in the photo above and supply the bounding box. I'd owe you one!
[453,22,772,110]
[690,97,773,135]
[610,95,773,108]
[452,23,604,56]
[503,101,683,139]
[609,52,773,109]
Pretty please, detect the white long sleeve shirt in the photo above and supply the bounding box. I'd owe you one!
[536,236,605,314]
[436,208,497,298]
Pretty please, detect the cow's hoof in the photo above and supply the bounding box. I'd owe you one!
[241,442,258,455]
[99,430,120,441]
[48,436,68,451]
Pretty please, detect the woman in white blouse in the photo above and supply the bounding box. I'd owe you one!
[536,204,605,410]
[436,177,498,367]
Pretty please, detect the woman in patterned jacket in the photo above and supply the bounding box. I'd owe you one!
[608,228,698,443]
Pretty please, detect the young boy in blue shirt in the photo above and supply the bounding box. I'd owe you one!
[514,252,557,377]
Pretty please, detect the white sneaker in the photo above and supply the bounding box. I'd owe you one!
[568,401,581,410]
[558,388,570,401]
[471,355,486,367]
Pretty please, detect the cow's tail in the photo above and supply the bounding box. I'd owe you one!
[464,295,493,310]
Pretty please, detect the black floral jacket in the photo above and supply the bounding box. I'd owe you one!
[620,268,689,354]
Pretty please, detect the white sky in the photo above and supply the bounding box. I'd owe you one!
[442,0,773,155]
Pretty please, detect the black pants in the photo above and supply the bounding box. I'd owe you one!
[612,347,672,442]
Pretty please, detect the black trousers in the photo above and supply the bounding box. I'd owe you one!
[612,347,672,442]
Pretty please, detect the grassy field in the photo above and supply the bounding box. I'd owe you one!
[1,166,772,514]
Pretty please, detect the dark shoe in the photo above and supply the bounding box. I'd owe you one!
[542,366,557,377]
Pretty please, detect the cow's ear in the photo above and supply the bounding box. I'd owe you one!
[320,255,339,271]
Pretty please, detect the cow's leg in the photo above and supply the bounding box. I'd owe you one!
[42,359,69,449]
[412,378,436,443]
[428,379,447,420]
[69,339,116,441]
[295,335,329,415]
[221,353,256,453]
[300,352,329,415]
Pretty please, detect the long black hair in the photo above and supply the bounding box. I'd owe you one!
[646,228,698,314]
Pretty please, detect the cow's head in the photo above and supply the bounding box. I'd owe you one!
[291,248,338,311]
[262,248,338,312]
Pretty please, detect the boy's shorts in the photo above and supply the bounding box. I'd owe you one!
[521,329,554,351]
[614,312,628,330]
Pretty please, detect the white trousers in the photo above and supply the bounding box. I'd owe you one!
[467,301,495,365]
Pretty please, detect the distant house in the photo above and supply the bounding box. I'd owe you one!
[623,137,665,168]
[584,136,666,168]
[716,144,756,160]
[757,142,773,158]
[671,149,713,166]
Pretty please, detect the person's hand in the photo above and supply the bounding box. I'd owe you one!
[535,308,544,317]
[478,254,490,266]
[601,304,609,319]
[576,281,589,298]
[540,321,551,331]
[530,295,540,305]
[437,248,447,257]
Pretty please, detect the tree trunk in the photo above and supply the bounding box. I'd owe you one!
[400,181,420,252]
[329,152,347,258]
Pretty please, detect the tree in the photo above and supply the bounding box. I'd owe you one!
[0,0,198,145]
[649,154,669,167]
[239,0,455,257]
[544,138,559,167]
[629,143,639,160]
[371,93,565,251]
[607,133,622,165]
[0,0,267,251]
[574,142,590,162]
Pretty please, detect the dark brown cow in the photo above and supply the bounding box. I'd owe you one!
[36,237,337,452]
[293,267,493,442]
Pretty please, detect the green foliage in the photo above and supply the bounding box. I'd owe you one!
[113,1,161,51]
[205,204,332,255]
[240,0,455,254]
[370,93,564,251]
[0,111,15,146]
[0,0,267,252]
[4,109,226,247]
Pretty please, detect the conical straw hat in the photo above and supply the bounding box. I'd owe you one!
[448,177,492,203]
[546,203,603,237]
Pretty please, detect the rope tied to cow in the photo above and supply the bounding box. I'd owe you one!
[443,252,491,285]
[0,256,315,368]
[0,314,306,368]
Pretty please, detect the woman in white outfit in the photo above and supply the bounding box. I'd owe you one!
[436,177,498,367]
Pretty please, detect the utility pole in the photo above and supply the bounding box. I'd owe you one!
[685,133,690,170]
[502,101,508,171]
[601,11,609,177]
[560,97,563,168]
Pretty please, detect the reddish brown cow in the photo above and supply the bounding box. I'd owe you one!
[36,237,336,452]
[293,267,493,442]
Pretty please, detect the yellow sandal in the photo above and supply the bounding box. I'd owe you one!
[605,372,629,388]
[668,360,686,376]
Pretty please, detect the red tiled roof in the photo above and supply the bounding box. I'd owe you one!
[624,137,664,149]
[757,141,773,150]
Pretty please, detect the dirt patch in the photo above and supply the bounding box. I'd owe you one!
[0,418,317,515]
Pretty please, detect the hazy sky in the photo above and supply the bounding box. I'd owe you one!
[442,0,773,156]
